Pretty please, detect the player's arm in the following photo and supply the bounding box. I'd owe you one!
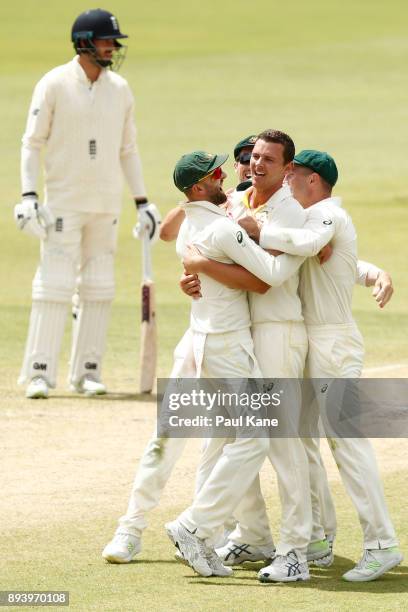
[21,77,54,195]
[120,86,162,242]
[356,260,394,308]
[120,85,148,199]
[15,77,56,239]
[160,206,186,241]
[213,221,304,287]
[182,246,270,294]
[258,207,335,256]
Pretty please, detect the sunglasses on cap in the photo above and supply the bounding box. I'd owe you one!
[197,165,224,183]
[237,152,252,165]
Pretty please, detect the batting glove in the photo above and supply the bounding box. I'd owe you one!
[14,193,55,240]
[133,200,161,244]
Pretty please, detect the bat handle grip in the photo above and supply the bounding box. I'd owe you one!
[142,232,152,281]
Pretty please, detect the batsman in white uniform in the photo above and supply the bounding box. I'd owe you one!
[14,9,160,399]
[256,150,402,583]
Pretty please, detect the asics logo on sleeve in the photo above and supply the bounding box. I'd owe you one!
[236,230,244,245]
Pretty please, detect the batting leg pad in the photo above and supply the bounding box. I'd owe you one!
[78,254,115,302]
[18,301,69,387]
[68,300,111,385]
[32,248,77,302]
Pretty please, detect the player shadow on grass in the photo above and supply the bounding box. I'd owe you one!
[108,559,177,565]
[187,557,408,592]
[48,392,157,402]
[97,392,157,402]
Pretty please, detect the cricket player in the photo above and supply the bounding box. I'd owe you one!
[102,136,263,566]
[254,150,402,582]
[14,9,160,399]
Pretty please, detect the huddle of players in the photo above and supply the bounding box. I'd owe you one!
[102,129,402,584]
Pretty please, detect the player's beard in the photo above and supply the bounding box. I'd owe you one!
[206,183,227,206]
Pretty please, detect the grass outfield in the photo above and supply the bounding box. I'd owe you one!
[0,1,407,610]
[1,400,407,611]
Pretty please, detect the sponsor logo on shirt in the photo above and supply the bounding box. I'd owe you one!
[236,230,245,245]
[323,220,333,225]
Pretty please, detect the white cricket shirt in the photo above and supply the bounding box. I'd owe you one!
[229,186,306,324]
[260,196,359,325]
[21,56,146,213]
[176,200,302,334]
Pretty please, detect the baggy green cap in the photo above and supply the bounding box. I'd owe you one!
[233,135,257,160]
[293,150,338,186]
[173,151,229,192]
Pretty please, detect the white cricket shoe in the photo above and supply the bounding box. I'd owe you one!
[216,540,275,566]
[313,535,335,567]
[342,547,403,582]
[258,551,310,583]
[71,376,107,396]
[175,544,233,577]
[165,520,212,577]
[102,533,141,563]
[26,377,49,399]
[307,538,331,563]
[204,547,233,577]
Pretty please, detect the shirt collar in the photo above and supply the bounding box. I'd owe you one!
[240,184,289,214]
[70,55,107,84]
[185,200,228,217]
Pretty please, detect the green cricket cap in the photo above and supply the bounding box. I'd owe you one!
[294,150,338,186]
[173,151,228,192]
[233,135,257,160]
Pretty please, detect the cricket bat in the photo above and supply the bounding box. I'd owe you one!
[139,231,157,393]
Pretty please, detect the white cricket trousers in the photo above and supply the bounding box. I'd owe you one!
[118,328,269,539]
[304,323,398,549]
[117,330,195,537]
[177,328,270,542]
[223,321,315,562]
